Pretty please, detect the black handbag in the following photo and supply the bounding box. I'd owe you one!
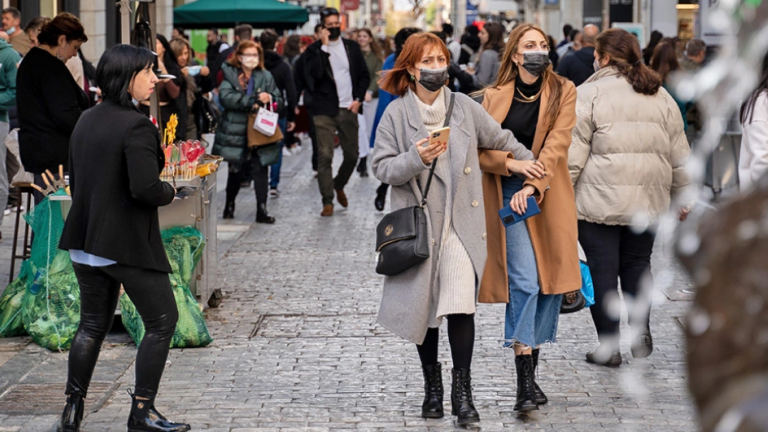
[375,94,455,276]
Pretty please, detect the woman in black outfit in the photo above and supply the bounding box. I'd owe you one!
[16,13,89,204]
[57,45,190,432]
[139,34,187,140]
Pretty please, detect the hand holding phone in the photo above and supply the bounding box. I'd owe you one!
[499,196,540,227]
[417,128,449,165]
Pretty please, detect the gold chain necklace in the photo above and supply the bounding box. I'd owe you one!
[515,86,544,103]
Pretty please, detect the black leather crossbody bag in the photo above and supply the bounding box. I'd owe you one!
[374,94,455,276]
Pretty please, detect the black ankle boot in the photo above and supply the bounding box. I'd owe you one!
[531,349,548,405]
[358,157,369,177]
[450,368,480,426]
[514,355,539,412]
[374,184,387,211]
[256,203,275,224]
[127,393,190,432]
[223,201,235,219]
[421,363,444,419]
[58,392,85,432]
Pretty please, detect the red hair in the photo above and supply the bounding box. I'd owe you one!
[379,33,450,97]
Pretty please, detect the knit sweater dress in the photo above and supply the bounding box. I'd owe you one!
[413,88,477,329]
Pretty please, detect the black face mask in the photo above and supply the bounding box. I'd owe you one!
[328,27,341,41]
[417,66,449,93]
[521,51,550,77]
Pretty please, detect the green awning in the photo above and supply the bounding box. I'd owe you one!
[174,0,309,27]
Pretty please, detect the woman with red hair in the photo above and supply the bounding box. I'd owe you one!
[371,32,537,426]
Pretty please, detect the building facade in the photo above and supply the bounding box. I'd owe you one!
[1,0,176,60]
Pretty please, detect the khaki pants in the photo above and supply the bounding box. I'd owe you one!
[313,110,359,205]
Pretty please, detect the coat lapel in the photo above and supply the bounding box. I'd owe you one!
[486,78,553,157]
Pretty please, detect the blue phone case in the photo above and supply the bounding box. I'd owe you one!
[499,196,541,227]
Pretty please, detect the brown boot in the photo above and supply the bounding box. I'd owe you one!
[320,204,334,217]
[335,189,348,208]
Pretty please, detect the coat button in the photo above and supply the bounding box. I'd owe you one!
[471,200,479,207]
[482,233,487,240]
[464,167,471,175]
[432,238,436,246]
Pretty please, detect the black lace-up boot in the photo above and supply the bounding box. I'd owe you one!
[514,355,539,412]
[421,363,444,418]
[450,368,480,426]
[531,349,548,405]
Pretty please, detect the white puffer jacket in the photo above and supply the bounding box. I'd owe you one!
[739,91,768,190]
[569,67,691,226]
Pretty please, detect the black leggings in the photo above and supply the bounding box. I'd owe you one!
[416,314,475,370]
[225,149,269,206]
[67,263,178,400]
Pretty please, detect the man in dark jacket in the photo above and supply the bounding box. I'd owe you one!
[295,7,369,216]
[556,24,599,87]
[206,28,227,71]
[260,29,298,196]
[213,24,252,87]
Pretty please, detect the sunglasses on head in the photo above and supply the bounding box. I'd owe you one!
[320,8,339,17]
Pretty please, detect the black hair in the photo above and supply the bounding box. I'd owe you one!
[79,49,96,85]
[394,27,420,59]
[569,29,580,42]
[320,7,340,25]
[431,31,447,44]
[96,44,155,108]
[442,23,454,37]
[563,24,573,38]
[209,28,219,36]
[155,34,184,89]
[314,24,323,34]
[741,52,768,125]
[260,29,278,51]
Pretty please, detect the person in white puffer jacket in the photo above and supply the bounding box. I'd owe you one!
[569,28,691,368]
[739,54,768,191]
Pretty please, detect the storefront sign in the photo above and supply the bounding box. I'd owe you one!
[609,0,633,26]
[583,0,603,30]
[341,0,359,12]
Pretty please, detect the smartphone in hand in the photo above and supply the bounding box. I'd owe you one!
[499,196,541,227]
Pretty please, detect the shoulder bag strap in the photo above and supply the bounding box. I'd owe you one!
[420,93,455,207]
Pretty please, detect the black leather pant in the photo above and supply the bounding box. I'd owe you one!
[67,263,178,400]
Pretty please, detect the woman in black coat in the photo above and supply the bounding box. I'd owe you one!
[16,13,90,203]
[57,45,190,432]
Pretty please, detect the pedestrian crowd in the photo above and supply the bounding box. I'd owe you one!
[2,6,766,431]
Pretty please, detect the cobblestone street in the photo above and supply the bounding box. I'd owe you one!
[0,146,699,431]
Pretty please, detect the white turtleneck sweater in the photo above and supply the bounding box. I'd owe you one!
[412,88,476,327]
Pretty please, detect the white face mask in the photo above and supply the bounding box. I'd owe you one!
[6,26,14,36]
[241,57,259,69]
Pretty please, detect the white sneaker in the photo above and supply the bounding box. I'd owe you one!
[282,147,293,157]
[270,188,280,197]
[3,209,9,216]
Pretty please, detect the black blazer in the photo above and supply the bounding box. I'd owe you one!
[59,100,176,273]
[17,47,90,174]
[294,39,370,117]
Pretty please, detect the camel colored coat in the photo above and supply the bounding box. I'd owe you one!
[478,78,582,302]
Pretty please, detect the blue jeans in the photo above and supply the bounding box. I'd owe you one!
[502,176,562,347]
[269,119,288,189]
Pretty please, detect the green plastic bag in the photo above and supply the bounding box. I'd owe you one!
[120,226,213,348]
[19,193,81,351]
[0,272,28,337]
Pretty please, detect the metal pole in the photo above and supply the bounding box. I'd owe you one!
[148,1,159,124]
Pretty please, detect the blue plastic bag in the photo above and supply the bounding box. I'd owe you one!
[580,261,595,308]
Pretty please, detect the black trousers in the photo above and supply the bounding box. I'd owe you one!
[578,221,656,342]
[225,148,269,206]
[67,263,178,400]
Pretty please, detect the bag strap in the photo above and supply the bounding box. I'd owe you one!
[420,93,455,207]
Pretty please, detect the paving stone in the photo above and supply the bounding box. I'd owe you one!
[0,146,700,431]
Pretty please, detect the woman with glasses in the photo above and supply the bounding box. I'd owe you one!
[213,40,282,223]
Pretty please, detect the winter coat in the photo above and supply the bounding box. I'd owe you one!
[0,39,20,123]
[739,91,768,190]
[264,50,297,121]
[212,63,281,164]
[294,39,370,117]
[478,77,582,300]
[472,49,501,89]
[371,87,534,344]
[362,49,383,98]
[556,47,596,87]
[17,47,90,174]
[569,67,692,226]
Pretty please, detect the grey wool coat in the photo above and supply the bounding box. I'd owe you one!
[371,88,534,344]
